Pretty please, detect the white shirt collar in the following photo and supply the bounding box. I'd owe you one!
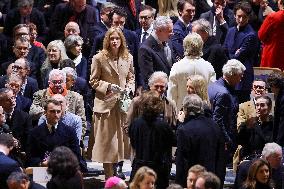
[142,24,154,34]
[178,17,191,28]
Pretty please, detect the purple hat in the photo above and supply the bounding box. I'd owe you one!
[105,176,122,188]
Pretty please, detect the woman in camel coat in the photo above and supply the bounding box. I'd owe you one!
[88,27,135,179]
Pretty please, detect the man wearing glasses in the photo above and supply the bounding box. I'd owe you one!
[135,5,155,45]
[29,69,86,135]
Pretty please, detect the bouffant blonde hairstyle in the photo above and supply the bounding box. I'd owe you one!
[102,27,129,60]
[183,32,203,58]
[187,75,209,102]
[130,166,157,189]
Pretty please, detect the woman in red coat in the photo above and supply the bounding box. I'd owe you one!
[258,0,284,70]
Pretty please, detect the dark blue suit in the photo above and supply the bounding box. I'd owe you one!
[88,22,108,45]
[15,95,32,113]
[138,35,175,88]
[223,24,259,92]
[75,56,88,80]
[0,152,22,189]
[208,78,239,147]
[27,121,87,172]
[171,19,191,60]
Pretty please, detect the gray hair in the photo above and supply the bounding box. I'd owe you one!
[262,142,282,159]
[62,67,78,80]
[47,40,69,61]
[48,69,66,83]
[222,59,246,77]
[18,0,34,8]
[192,19,212,36]
[7,172,30,186]
[148,71,168,87]
[64,35,84,51]
[182,94,204,116]
[153,16,172,31]
[183,32,204,57]
[14,58,30,70]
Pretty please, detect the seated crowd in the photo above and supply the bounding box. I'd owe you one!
[1,0,284,189]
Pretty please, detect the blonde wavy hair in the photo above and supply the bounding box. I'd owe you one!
[187,75,209,102]
[130,166,157,189]
[158,0,179,17]
[183,33,204,58]
[101,27,129,60]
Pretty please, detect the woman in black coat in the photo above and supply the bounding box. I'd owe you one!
[129,91,175,189]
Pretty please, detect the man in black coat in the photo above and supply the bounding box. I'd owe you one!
[0,134,22,189]
[3,0,46,41]
[176,94,225,188]
[49,0,97,43]
[200,0,235,44]
[138,16,175,88]
[192,19,228,79]
[0,88,33,152]
[26,99,87,172]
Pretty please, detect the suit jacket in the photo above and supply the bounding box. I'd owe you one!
[15,95,32,113]
[208,78,239,145]
[5,109,33,151]
[0,152,22,189]
[89,52,135,113]
[27,121,87,171]
[200,7,235,44]
[202,36,228,79]
[88,22,108,45]
[110,0,140,31]
[223,24,259,91]
[176,115,225,187]
[171,19,191,60]
[138,35,175,87]
[0,76,39,100]
[49,2,97,41]
[258,10,284,70]
[3,8,46,39]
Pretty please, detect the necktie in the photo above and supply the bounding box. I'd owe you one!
[129,0,136,17]
[51,125,56,134]
[142,32,147,43]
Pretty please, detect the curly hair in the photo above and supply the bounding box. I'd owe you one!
[267,72,284,89]
[244,159,273,189]
[130,166,157,189]
[140,90,163,121]
[187,75,209,102]
[101,27,129,60]
[183,32,203,58]
[47,146,80,179]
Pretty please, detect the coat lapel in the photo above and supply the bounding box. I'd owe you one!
[108,59,119,75]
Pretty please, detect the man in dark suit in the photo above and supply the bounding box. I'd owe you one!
[27,99,87,172]
[3,0,46,41]
[172,0,196,60]
[138,16,175,88]
[200,0,235,45]
[89,6,141,87]
[208,59,245,165]
[49,0,97,43]
[109,0,141,31]
[192,19,228,79]
[0,134,22,189]
[0,88,32,152]
[176,94,225,188]
[135,5,155,45]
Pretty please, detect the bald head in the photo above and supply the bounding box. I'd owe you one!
[64,22,80,38]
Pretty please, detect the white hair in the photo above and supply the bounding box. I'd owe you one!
[48,69,66,83]
[153,16,172,31]
[183,32,204,57]
[192,18,212,36]
[148,71,168,87]
[222,59,246,77]
[61,67,78,80]
[262,142,282,159]
[182,94,204,116]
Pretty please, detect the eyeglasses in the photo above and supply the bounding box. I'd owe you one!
[139,16,152,20]
[12,65,26,70]
[253,85,265,90]
[154,85,166,89]
[50,80,64,85]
